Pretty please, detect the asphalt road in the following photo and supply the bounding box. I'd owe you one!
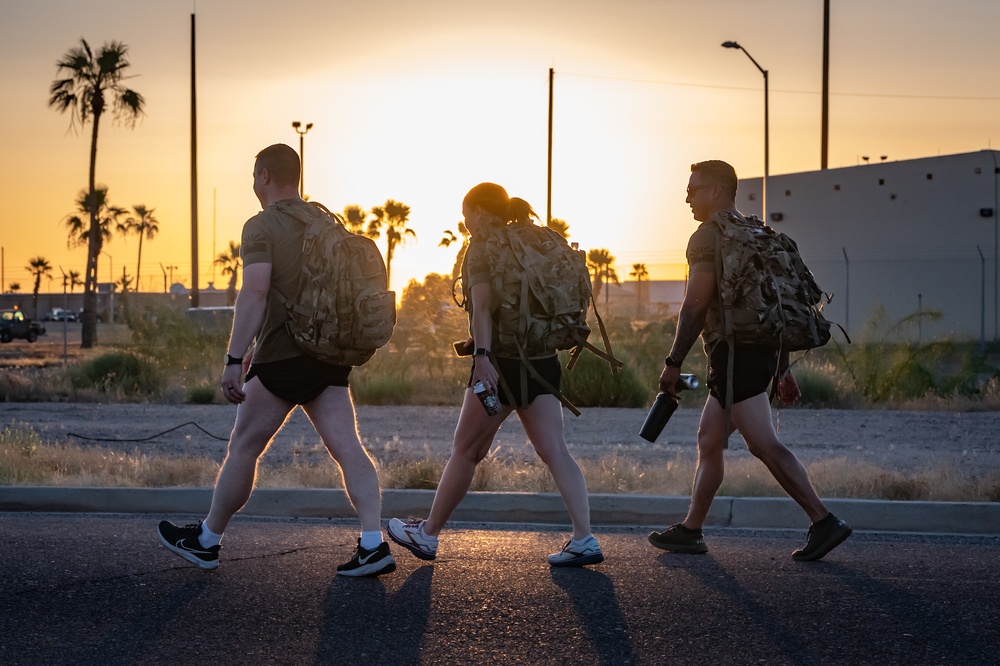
[2,513,998,665]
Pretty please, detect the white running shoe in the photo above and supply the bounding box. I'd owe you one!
[547,535,605,567]
[387,517,438,561]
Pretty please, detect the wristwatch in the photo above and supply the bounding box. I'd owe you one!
[473,348,490,357]
[224,353,244,366]
[664,355,682,368]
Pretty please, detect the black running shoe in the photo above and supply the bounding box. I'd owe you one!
[336,539,396,577]
[158,520,220,570]
[792,514,852,561]
[647,523,709,554]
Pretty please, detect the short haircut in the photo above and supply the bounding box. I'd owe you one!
[255,144,300,187]
[691,160,738,199]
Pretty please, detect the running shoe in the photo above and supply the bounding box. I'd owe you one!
[792,514,852,561]
[647,523,709,554]
[158,520,220,570]
[547,535,605,567]
[387,517,438,561]
[336,539,396,577]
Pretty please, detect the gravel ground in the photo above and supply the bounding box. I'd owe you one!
[2,402,999,475]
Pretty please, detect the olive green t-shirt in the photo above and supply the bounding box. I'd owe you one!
[685,215,725,350]
[240,198,319,363]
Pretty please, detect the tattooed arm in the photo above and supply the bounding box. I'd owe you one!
[659,270,715,395]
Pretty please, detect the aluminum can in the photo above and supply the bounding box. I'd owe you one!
[473,381,502,416]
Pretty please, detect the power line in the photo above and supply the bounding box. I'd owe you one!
[560,72,1000,102]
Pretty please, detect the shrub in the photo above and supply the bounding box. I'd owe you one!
[561,346,649,408]
[186,383,218,404]
[70,352,162,397]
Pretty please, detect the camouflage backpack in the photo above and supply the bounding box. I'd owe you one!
[709,210,847,416]
[710,210,835,353]
[475,220,623,415]
[274,201,396,366]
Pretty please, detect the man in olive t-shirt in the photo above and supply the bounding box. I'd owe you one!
[648,160,852,562]
[157,144,395,577]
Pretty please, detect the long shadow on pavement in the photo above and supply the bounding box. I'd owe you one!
[550,567,639,666]
[314,565,434,664]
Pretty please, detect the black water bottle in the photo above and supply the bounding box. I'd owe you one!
[639,374,700,443]
[639,392,679,443]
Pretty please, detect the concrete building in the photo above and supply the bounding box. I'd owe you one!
[735,151,1000,344]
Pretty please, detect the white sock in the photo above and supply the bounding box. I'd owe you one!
[360,531,383,550]
[571,534,595,546]
[198,522,222,548]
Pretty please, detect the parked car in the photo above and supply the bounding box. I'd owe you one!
[0,309,46,343]
[44,308,79,322]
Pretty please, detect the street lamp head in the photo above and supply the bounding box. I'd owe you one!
[722,41,741,49]
[306,122,313,131]
[292,120,301,129]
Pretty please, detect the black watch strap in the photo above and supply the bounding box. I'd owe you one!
[664,355,682,368]
[473,348,490,357]
[225,354,244,366]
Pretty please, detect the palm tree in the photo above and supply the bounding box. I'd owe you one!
[367,199,416,288]
[630,262,649,317]
[68,270,84,293]
[440,221,470,281]
[587,248,619,305]
[49,38,145,347]
[124,204,159,293]
[8,283,21,294]
[214,241,242,306]
[26,256,53,319]
[547,218,570,239]
[342,205,370,236]
[64,186,128,250]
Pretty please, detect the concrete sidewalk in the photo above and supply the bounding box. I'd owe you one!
[2,486,998,535]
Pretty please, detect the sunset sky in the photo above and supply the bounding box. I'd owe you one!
[2,0,999,296]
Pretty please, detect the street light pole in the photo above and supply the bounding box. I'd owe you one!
[291,121,313,198]
[722,41,768,223]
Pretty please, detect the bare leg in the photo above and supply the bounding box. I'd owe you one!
[683,396,730,530]
[731,393,829,523]
[302,386,383,533]
[517,395,592,541]
[205,377,293,534]
[423,389,511,536]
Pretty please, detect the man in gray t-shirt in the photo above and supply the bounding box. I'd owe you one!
[157,144,395,577]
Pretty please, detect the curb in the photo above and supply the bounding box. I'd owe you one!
[1,487,998,535]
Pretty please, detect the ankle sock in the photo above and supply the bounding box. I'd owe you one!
[360,531,383,550]
[571,535,595,547]
[198,522,222,548]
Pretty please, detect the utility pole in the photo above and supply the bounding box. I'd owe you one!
[547,67,554,226]
[821,0,830,169]
[190,12,200,307]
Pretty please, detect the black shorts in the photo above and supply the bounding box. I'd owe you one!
[707,342,778,407]
[246,355,351,405]
[468,355,561,408]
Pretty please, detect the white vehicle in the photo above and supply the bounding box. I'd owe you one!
[44,308,79,322]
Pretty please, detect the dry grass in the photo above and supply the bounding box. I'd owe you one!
[2,421,998,501]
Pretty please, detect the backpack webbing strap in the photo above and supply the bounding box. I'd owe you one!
[716,228,734,450]
[568,292,623,375]
[512,343,582,417]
